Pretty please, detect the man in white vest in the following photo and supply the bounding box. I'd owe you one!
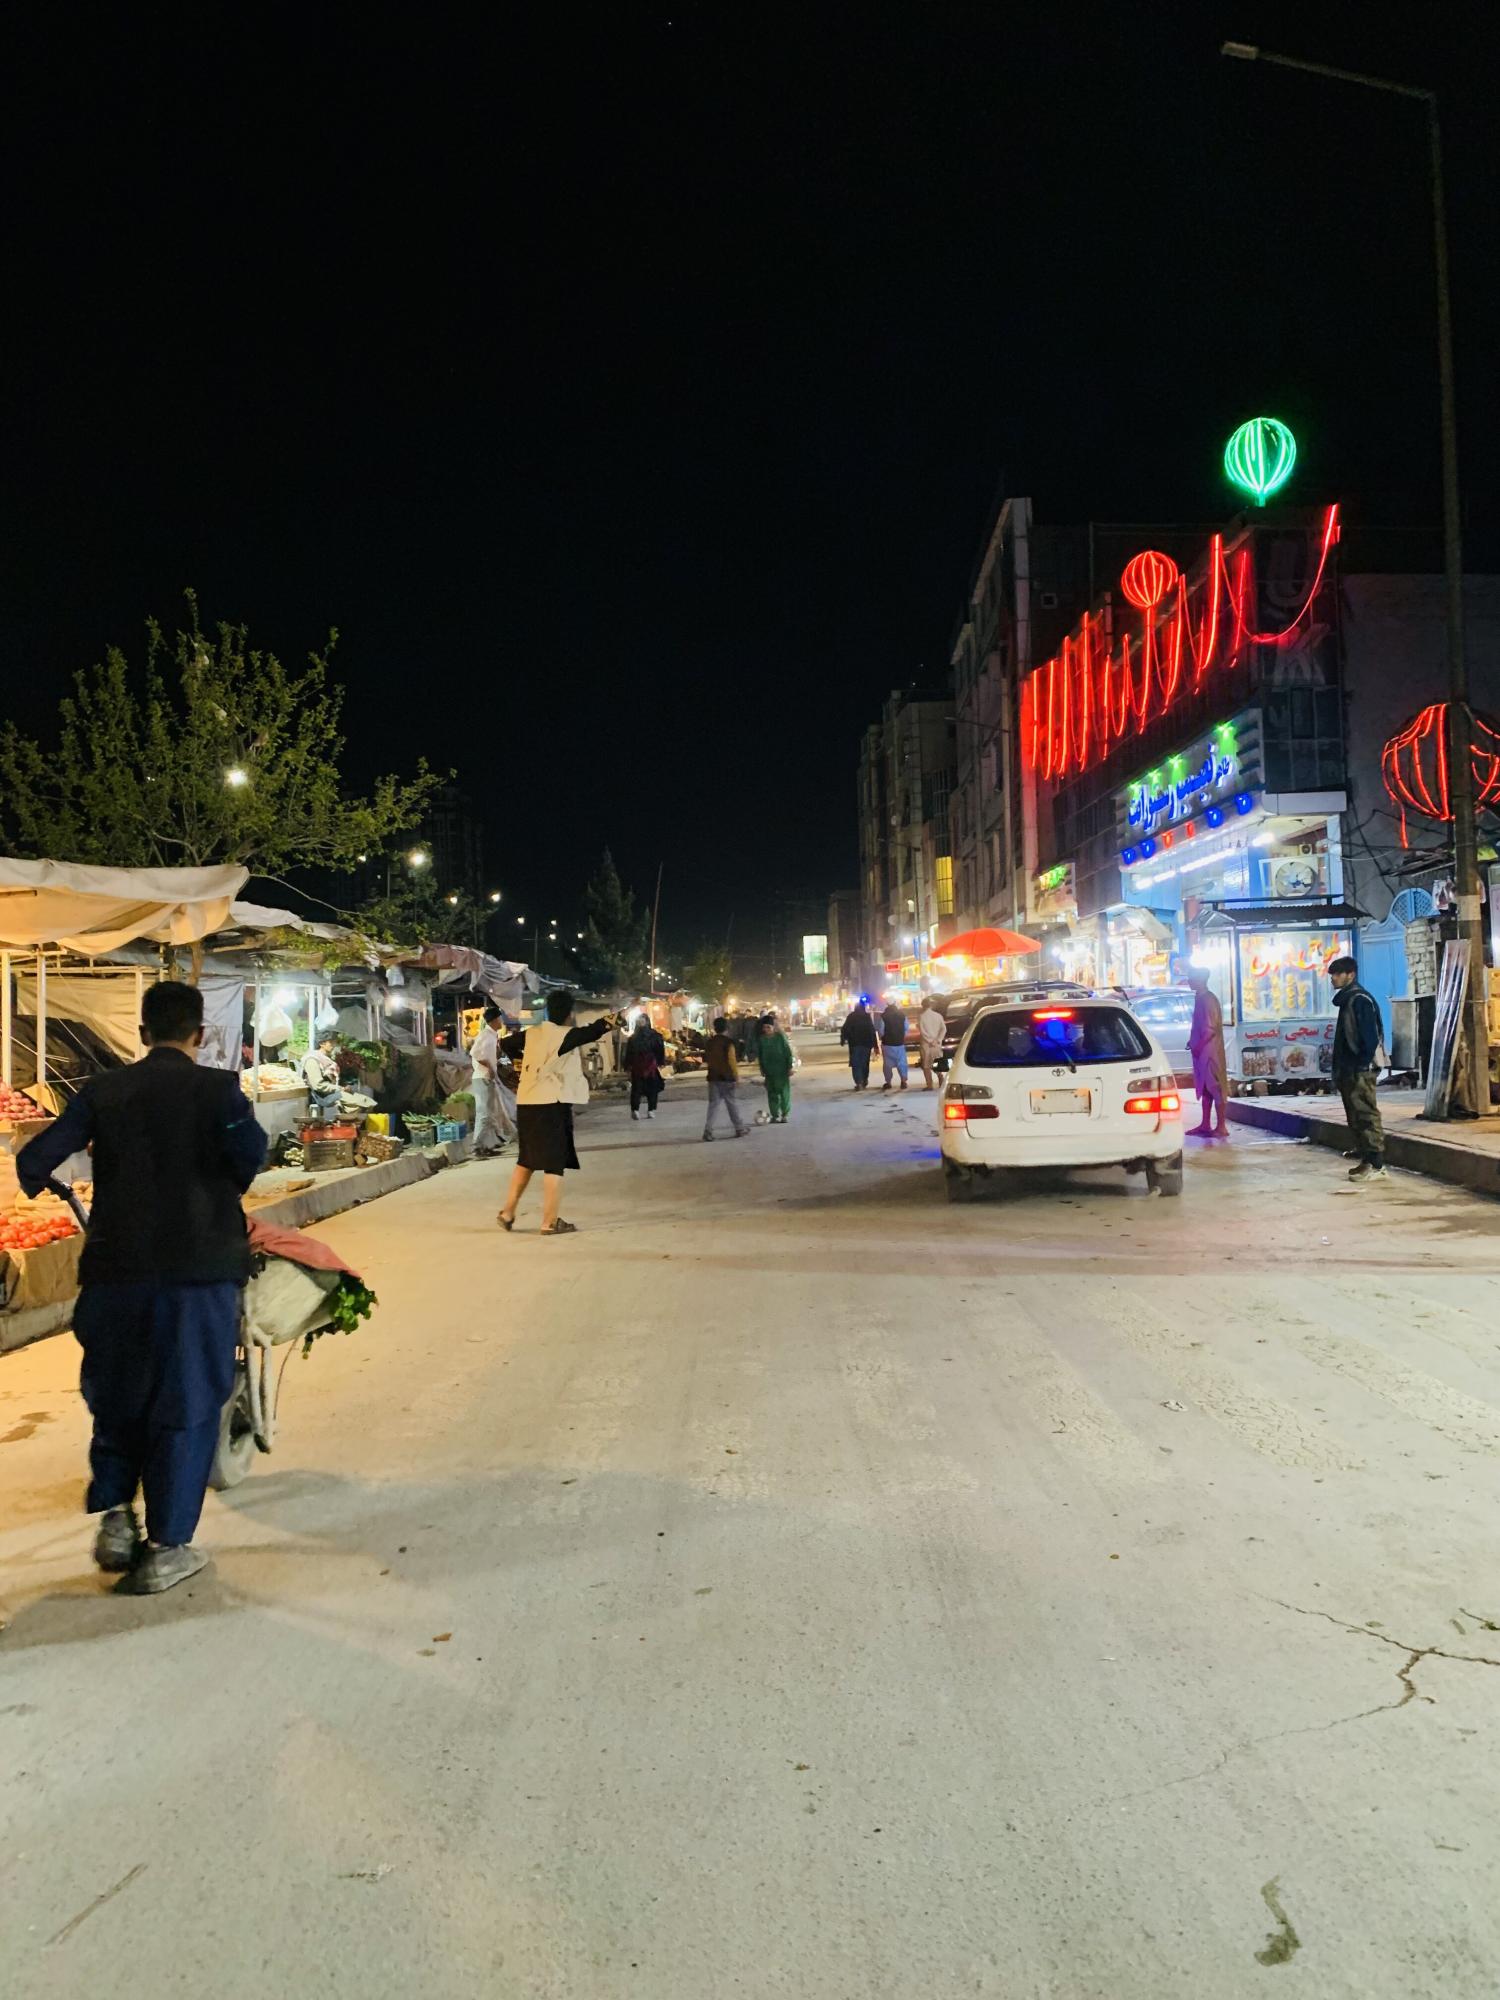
[495,990,614,1236]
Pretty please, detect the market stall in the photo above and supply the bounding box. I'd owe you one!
[1199,900,1362,1088]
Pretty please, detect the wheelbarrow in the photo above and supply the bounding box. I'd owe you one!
[50,1182,369,1492]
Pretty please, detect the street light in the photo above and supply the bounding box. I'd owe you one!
[224,766,248,788]
[408,848,428,870]
[1222,38,1489,1111]
[489,891,502,904]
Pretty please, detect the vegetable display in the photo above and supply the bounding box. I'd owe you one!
[0,1087,44,1121]
[0,1212,78,1252]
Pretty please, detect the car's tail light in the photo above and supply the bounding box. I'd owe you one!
[1032,1008,1075,1020]
[944,1083,998,1122]
[1124,1077,1182,1117]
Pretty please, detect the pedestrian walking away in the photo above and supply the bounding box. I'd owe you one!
[757,1010,795,1123]
[702,1015,751,1139]
[917,999,945,1089]
[468,1004,514,1156]
[15,980,268,1595]
[1330,955,1387,1181]
[1184,966,1229,1138]
[624,1013,668,1121]
[879,998,909,1090]
[496,991,615,1234]
[839,997,878,1089]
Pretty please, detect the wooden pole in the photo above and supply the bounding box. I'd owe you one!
[649,861,663,997]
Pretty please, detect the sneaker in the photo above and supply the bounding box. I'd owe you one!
[702,1132,714,1142]
[631,1110,639,1122]
[93,1505,143,1573]
[1341,1149,1360,1160]
[117,1544,209,1595]
[1348,1162,1388,1183]
[647,1110,656,1119]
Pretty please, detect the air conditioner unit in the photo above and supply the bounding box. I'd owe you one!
[1039,590,1060,610]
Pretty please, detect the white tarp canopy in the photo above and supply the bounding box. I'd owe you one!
[0,857,248,953]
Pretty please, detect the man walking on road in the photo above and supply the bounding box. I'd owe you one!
[469,1005,513,1156]
[703,1015,750,1140]
[839,998,877,1090]
[917,999,945,1089]
[16,980,268,1594]
[1330,956,1387,1182]
[757,1011,795,1123]
[879,998,909,1091]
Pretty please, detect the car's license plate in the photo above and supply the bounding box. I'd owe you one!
[1031,1088,1090,1115]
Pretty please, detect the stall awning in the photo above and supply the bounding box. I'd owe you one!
[0,857,248,953]
[1200,900,1368,930]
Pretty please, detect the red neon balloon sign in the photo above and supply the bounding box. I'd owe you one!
[1381,702,1500,847]
[1120,550,1179,611]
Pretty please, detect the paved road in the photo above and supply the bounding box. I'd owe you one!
[4,1036,1500,1999]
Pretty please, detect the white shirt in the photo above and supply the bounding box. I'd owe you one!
[918,1007,945,1048]
[470,1025,499,1081]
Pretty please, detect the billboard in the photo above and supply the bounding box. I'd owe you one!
[802,934,829,975]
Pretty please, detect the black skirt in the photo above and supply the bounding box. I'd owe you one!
[516,1103,579,1175]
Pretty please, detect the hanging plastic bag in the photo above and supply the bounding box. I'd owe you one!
[255,1001,294,1048]
[315,1000,339,1034]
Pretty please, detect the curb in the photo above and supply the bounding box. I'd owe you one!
[1227,1097,1500,1202]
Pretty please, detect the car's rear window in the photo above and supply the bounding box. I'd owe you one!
[964,1006,1153,1067]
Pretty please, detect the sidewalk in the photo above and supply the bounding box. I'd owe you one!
[1228,1087,1500,1200]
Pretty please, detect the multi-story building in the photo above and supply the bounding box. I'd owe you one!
[856,687,956,993]
[826,888,861,988]
[947,498,1088,934]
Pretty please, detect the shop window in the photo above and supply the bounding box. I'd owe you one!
[935,855,954,917]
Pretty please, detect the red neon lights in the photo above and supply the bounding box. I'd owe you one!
[1380,702,1500,847]
[1120,550,1179,610]
[1023,506,1340,778]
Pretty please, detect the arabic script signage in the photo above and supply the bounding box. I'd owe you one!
[1125,720,1242,837]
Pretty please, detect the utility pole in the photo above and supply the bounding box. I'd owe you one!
[649,861,663,999]
[1223,43,1490,1114]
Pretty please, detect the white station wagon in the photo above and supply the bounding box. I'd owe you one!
[940,996,1184,1199]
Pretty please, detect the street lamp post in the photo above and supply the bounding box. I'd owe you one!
[1222,41,1489,1113]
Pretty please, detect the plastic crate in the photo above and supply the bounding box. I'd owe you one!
[435,1119,466,1145]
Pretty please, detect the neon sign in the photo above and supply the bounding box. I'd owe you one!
[1021,505,1339,779]
[1224,417,1297,505]
[1127,721,1239,835]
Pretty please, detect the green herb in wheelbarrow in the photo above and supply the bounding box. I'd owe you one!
[302,1274,379,1356]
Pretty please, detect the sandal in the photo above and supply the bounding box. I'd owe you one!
[541,1219,578,1236]
[497,1212,515,1231]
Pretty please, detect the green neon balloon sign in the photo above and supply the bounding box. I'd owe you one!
[1224,416,1297,504]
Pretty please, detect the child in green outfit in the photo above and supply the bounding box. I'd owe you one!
[757,1012,795,1123]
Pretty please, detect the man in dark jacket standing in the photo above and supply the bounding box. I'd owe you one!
[839,999,878,1090]
[1329,956,1386,1183]
[17,981,267,1592]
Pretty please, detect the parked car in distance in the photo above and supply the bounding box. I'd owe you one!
[939,995,1184,1198]
[1120,985,1195,1083]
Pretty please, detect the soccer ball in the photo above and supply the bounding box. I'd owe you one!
[754,1109,772,1126]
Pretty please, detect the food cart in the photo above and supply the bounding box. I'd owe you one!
[1199,901,1362,1090]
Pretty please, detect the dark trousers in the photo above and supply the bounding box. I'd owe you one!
[74,1280,241,1547]
[1337,1071,1385,1166]
[848,1047,872,1088]
[629,1075,662,1114]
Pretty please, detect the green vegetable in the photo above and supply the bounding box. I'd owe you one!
[302,1274,378,1357]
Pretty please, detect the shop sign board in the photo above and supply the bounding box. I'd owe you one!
[1234,1020,1337,1083]
[802,934,829,976]
[1030,861,1077,922]
[1118,711,1263,842]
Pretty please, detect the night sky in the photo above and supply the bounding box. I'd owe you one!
[5,6,1497,971]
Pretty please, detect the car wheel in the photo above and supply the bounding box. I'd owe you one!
[1145,1159,1183,1197]
[942,1160,972,1202]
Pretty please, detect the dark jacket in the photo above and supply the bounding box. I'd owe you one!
[880,1005,907,1046]
[624,1028,666,1078]
[1332,981,1383,1077]
[840,1007,877,1049]
[17,1048,267,1286]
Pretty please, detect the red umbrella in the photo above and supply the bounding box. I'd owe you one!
[931,926,1040,960]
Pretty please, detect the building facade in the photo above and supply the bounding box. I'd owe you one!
[856,688,956,995]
